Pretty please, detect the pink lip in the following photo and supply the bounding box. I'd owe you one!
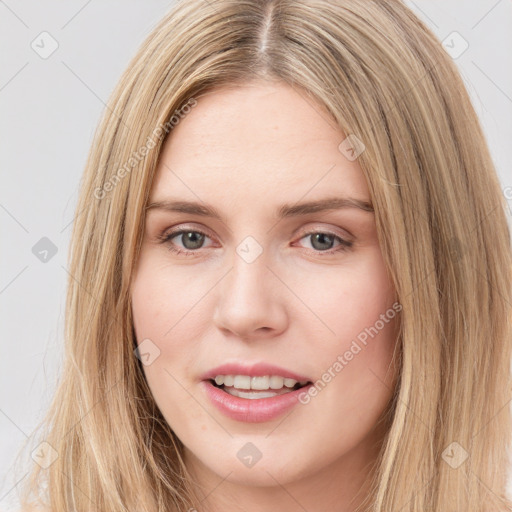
[200,362,313,423]
[201,380,313,423]
[200,362,311,382]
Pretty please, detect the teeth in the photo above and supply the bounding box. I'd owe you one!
[212,375,308,391]
[251,376,270,390]
[233,375,251,389]
[269,376,283,389]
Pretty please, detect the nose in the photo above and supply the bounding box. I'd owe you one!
[212,249,288,340]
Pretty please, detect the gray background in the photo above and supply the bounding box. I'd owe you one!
[1,1,511,509]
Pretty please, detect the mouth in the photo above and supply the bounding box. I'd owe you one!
[200,363,314,422]
[208,375,312,399]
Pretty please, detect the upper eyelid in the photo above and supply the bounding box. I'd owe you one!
[163,224,214,240]
[163,222,349,235]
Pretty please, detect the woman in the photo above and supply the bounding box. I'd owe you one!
[16,0,512,511]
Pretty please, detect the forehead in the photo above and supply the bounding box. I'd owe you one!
[150,81,369,207]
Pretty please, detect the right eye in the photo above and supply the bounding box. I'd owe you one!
[157,228,214,256]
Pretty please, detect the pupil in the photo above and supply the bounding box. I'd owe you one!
[183,232,204,249]
[311,233,334,251]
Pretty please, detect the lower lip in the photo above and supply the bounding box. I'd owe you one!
[201,380,312,423]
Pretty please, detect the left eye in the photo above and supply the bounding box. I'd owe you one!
[158,229,352,256]
[300,232,352,252]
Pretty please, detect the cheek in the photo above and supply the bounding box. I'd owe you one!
[131,263,189,394]
[131,262,210,427]
[131,256,208,343]
[300,247,399,408]
[300,246,397,349]
[287,255,399,477]
[336,261,397,367]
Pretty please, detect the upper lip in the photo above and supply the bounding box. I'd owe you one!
[201,362,312,383]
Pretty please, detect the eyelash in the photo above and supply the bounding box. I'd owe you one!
[156,227,353,257]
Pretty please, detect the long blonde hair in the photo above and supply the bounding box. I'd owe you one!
[14,0,512,510]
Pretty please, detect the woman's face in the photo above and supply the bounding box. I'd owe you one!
[131,81,400,492]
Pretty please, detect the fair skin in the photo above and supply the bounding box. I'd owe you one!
[131,80,400,512]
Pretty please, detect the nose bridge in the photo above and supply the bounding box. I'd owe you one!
[224,240,271,308]
[213,238,287,337]
[223,231,270,291]
[237,240,267,283]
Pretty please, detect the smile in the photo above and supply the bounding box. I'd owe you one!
[200,362,313,422]
[211,374,310,399]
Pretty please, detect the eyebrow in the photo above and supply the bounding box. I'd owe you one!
[146,196,374,219]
